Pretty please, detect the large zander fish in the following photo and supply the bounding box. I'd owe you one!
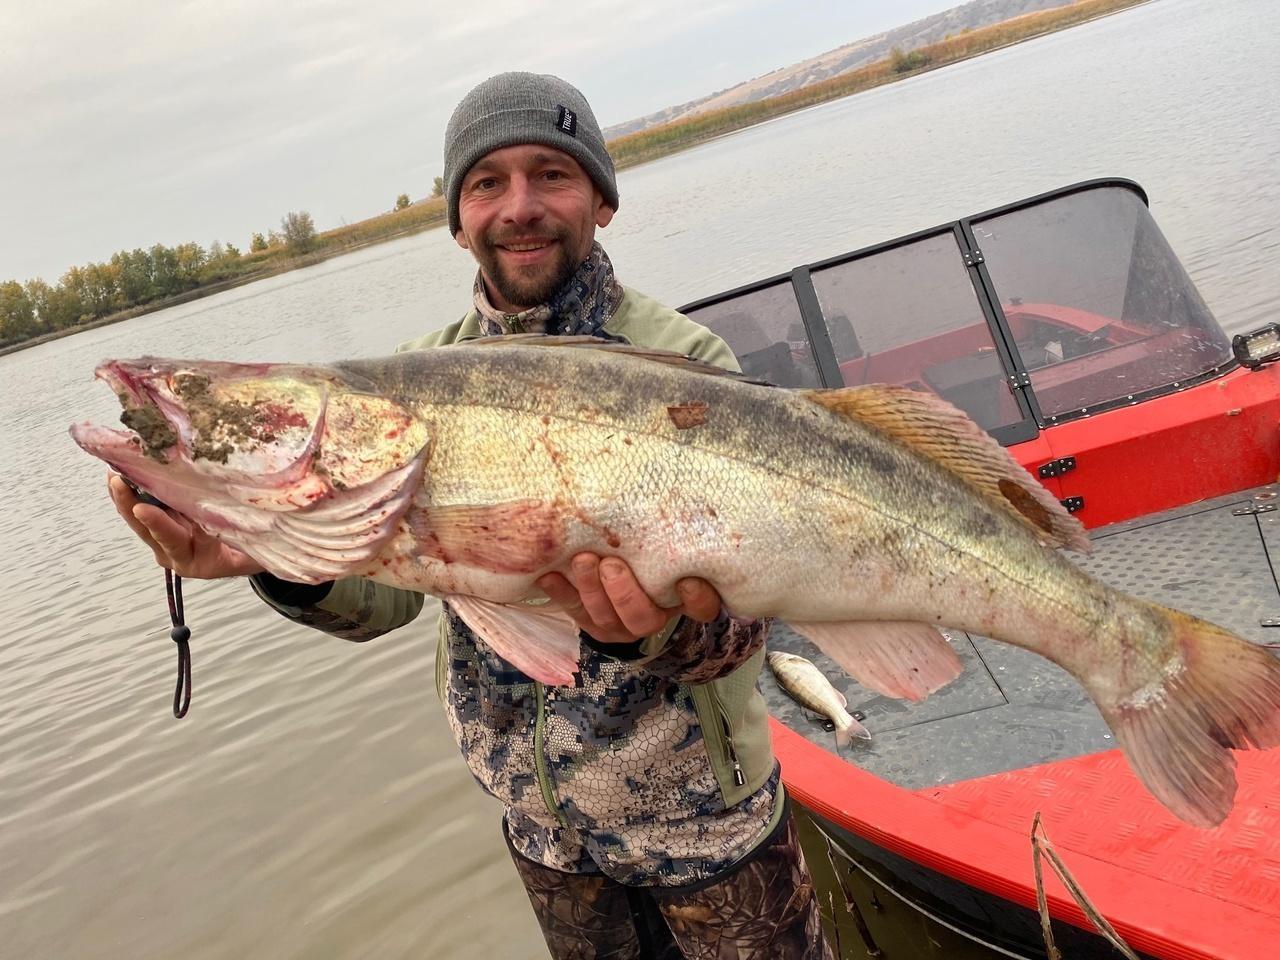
[70,336,1280,827]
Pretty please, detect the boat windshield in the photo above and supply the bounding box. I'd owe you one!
[682,181,1232,438]
[974,186,1231,420]
[808,231,1016,432]
[678,278,825,389]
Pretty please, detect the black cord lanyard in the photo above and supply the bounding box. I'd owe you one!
[123,476,194,719]
[165,569,193,718]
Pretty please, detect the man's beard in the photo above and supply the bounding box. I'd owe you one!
[477,229,579,310]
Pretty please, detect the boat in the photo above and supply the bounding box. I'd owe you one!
[680,179,1280,960]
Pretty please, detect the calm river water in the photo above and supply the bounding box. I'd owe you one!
[2,1,1277,956]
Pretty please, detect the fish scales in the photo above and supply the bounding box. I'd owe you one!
[343,346,1107,669]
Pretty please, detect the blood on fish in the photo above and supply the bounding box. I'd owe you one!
[409,500,564,574]
[667,401,709,429]
[258,404,310,432]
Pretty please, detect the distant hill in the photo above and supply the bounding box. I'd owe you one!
[604,0,1075,138]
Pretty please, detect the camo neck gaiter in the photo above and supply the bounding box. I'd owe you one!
[472,242,625,341]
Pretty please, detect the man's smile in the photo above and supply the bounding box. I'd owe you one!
[494,237,558,266]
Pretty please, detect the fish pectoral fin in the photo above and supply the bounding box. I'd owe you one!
[787,620,963,702]
[798,384,1090,554]
[445,595,581,686]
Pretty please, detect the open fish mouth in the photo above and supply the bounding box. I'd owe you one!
[71,360,190,464]
[71,358,328,479]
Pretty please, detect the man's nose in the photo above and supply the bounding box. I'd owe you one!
[500,176,544,224]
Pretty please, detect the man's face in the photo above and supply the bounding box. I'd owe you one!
[455,144,615,312]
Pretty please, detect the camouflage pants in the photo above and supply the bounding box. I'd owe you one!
[507,810,834,960]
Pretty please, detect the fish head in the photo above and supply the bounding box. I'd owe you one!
[766,650,804,672]
[71,357,430,582]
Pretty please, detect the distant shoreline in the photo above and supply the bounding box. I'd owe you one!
[0,0,1151,358]
[0,227,424,358]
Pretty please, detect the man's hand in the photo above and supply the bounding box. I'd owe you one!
[537,553,722,645]
[107,474,265,579]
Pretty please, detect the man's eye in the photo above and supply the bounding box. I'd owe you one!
[472,178,497,191]
[543,170,564,181]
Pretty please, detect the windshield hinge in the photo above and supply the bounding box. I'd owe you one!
[1037,456,1077,479]
[1007,371,1031,390]
[1060,496,1084,513]
[963,248,985,267]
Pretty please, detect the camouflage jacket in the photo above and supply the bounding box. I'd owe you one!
[251,286,781,886]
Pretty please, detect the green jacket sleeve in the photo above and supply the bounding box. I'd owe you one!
[250,573,424,641]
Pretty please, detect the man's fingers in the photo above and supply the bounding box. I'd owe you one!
[570,554,625,633]
[108,475,166,553]
[537,572,586,617]
[133,503,194,566]
[677,578,723,622]
[599,558,674,636]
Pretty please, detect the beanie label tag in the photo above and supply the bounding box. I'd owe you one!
[556,106,578,137]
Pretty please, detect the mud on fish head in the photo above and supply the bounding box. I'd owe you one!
[70,357,430,583]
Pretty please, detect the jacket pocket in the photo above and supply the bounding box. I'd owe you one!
[688,647,771,808]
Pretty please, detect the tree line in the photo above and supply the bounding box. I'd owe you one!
[0,211,322,346]
[2,188,452,350]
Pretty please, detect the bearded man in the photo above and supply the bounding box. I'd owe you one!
[109,72,833,960]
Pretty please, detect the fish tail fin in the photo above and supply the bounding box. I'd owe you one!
[1099,606,1280,827]
[834,712,872,750]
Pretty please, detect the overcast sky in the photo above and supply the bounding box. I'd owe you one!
[1,0,961,284]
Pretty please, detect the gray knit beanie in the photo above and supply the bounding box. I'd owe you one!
[443,72,619,236]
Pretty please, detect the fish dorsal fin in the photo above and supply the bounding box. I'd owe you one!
[463,334,772,384]
[801,384,1090,554]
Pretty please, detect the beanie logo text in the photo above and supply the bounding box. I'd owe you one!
[556,106,578,137]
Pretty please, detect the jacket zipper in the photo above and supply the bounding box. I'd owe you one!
[533,682,570,827]
[713,696,746,786]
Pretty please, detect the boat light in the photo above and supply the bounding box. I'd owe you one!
[1233,323,1280,369]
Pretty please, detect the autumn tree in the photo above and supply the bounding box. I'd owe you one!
[46,287,84,330]
[431,176,444,198]
[112,248,154,305]
[890,46,930,74]
[395,193,411,211]
[23,278,53,330]
[174,243,206,287]
[250,232,268,252]
[280,211,318,254]
[0,280,37,342]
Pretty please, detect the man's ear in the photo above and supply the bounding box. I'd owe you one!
[595,197,615,230]
[455,229,471,251]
